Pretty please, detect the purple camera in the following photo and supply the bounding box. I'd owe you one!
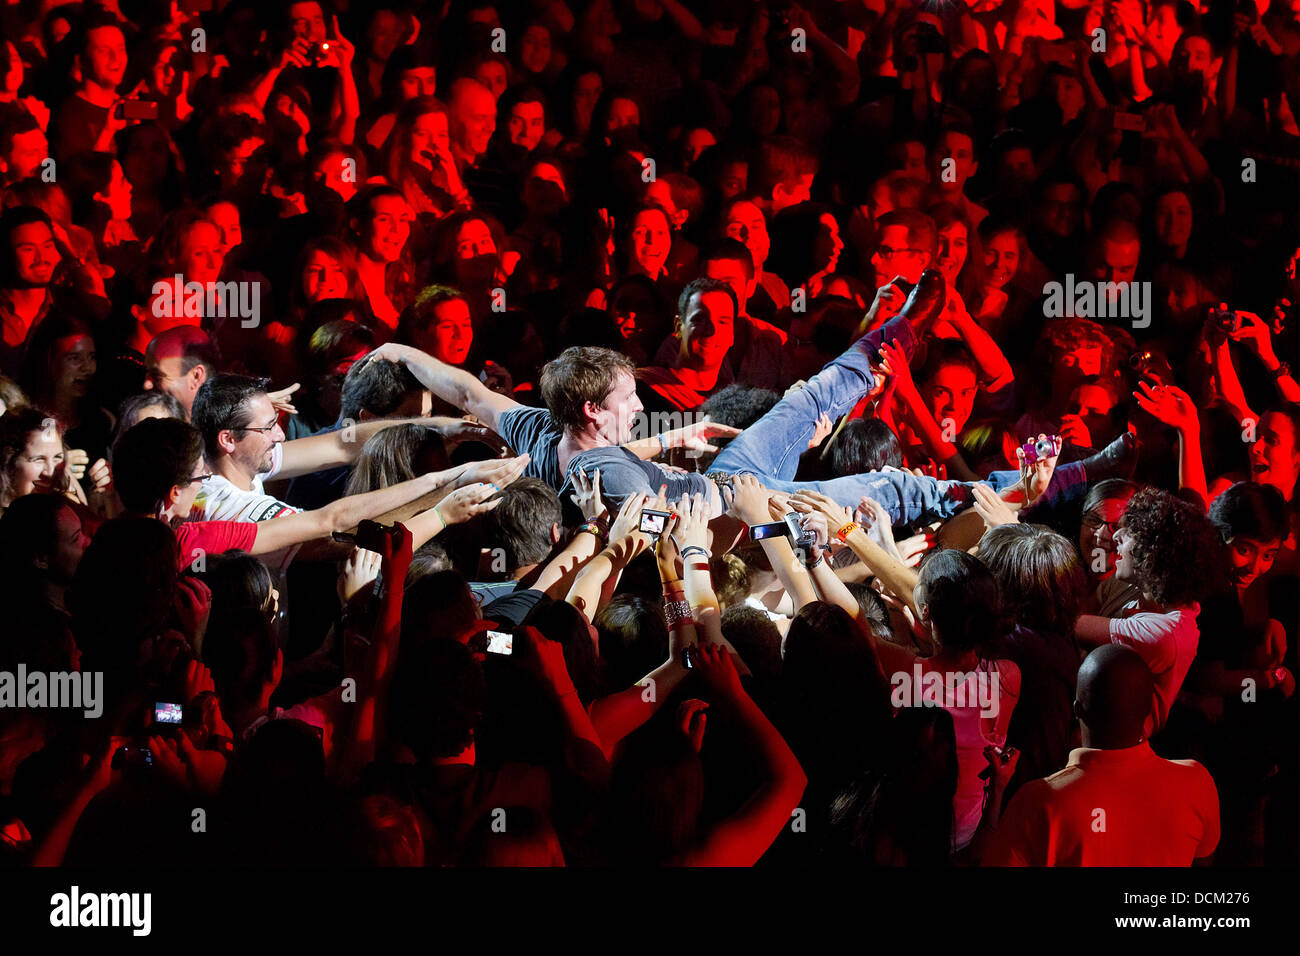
[1020,435,1061,466]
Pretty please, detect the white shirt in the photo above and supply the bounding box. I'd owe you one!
[192,443,299,571]
[1109,603,1200,733]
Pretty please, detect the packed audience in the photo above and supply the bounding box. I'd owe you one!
[1,0,1299,867]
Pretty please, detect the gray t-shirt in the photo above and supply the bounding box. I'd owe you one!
[498,405,712,504]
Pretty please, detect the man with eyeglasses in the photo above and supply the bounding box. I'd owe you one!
[188,373,525,543]
[869,209,936,325]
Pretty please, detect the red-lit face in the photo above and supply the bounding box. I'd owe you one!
[1081,495,1132,578]
[53,334,96,400]
[180,221,225,284]
[508,101,546,151]
[302,249,349,302]
[680,289,736,371]
[872,224,928,286]
[724,201,769,270]
[631,208,671,278]
[1251,411,1300,499]
[1226,535,1281,591]
[921,362,978,436]
[983,231,1020,289]
[364,195,414,263]
[936,221,969,285]
[421,298,473,365]
[409,109,451,166]
[9,427,64,499]
[399,67,437,101]
[10,221,59,286]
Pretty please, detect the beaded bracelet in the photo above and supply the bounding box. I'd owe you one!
[576,523,606,543]
[836,521,861,542]
[664,599,694,629]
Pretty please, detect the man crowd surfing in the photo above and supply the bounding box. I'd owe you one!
[0,0,1298,867]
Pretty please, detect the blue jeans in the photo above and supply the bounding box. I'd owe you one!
[707,313,1086,526]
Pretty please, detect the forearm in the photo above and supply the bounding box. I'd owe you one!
[808,554,866,622]
[1177,428,1209,503]
[955,315,1014,391]
[540,530,611,606]
[1075,613,1113,646]
[323,473,440,534]
[1213,344,1255,424]
[843,528,920,618]
[590,658,689,759]
[758,537,819,611]
[280,416,434,476]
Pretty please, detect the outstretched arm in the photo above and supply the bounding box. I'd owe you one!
[370,342,520,433]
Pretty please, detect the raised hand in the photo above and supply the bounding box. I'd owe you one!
[971,482,1019,530]
[267,382,300,415]
[722,473,774,526]
[671,492,711,552]
[609,492,649,543]
[454,453,529,490]
[437,419,510,457]
[438,482,502,524]
[569,467,606,523]
[337,546,381,603]
[807,412,834,450]
[663,418,743,456]
[1133,381,1199,435]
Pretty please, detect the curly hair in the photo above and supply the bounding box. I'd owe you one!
[1122,487,1225,608]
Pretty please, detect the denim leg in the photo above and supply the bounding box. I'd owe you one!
[985,461,1087,511]
[763,470,974,526]
[709,313,918,482]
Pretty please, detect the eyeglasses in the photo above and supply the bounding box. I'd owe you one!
[1083,514,1121,535]
[876,245,923,259]
[237,420,280,434]
[186,473,212,485]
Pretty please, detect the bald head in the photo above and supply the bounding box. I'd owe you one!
[449,78,497,163]
[1076,644,1154,748]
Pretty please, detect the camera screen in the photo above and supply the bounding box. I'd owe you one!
[640,511,667,534]
[486,631,513,655]
[154,702,183,724]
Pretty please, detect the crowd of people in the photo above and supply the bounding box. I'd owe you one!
[0,0,1298,867]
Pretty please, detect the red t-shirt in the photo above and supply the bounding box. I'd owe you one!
[174,520,258,571]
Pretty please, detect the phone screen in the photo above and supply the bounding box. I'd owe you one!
[639,510,669,535]
[486,630,513,655]
[749,521,788,541]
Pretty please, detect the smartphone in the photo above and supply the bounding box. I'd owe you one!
[749,520,788,541]
[1114,111,1145,133]
[640,509,670,536]
[486,630,513,655]
[154,702,183,725]
[116,99,160,122]
[111,745,154,770]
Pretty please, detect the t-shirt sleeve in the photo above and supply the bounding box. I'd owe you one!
[176,520,258,567]
[497,406,552,458]
[1109,613,1178,672]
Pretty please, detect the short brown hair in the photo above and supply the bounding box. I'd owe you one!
[540,347,635,433]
